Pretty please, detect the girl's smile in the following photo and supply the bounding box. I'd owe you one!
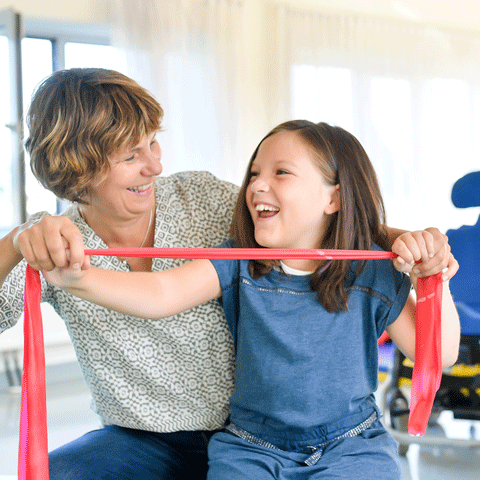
[254,202,280,220]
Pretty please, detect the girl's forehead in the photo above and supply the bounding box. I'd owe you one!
[253,131,313,166]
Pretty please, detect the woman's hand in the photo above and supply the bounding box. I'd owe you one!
[13,215,87,271]
[392,227,459,281]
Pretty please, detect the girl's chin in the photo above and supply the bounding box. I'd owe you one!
[254,236,280,249]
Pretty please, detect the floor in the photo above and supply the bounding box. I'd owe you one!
[1,375,480,478]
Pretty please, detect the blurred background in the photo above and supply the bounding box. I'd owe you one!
[1,1,480,478]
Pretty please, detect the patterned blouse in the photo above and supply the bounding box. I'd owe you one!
[0,171,238,432]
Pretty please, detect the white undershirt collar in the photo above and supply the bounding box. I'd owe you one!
[279,261,314,276]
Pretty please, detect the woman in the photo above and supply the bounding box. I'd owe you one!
[1,68,238,480]
[0,68,457,480]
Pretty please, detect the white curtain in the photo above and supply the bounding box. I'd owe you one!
[111,0,261,185]
[270,6,480,232]
[110,1,480,231]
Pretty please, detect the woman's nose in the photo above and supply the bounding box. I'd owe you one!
[143,152,163,176]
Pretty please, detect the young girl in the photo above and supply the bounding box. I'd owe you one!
[44,121,460,479]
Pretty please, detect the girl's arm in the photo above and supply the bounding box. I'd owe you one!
[386,278,460,368]
[43,259,222,319]
[387,231,461,367]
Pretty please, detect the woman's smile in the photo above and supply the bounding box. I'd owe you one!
[127,182,154,196]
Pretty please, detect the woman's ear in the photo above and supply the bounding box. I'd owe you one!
[324,184,340,215]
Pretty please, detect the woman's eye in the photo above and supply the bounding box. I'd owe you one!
[277,169,289,175]
[124,155,135,162]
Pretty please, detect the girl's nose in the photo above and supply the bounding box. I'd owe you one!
[250,177,269,193]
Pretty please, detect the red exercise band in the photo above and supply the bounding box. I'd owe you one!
[408,272,443,436]
[20,266,49,479]
[20,248,442,478]
[84,247,398,260]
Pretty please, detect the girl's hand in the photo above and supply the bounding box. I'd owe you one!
[42,258,90,289]
[13,216,87,272]
[392,227,458,281]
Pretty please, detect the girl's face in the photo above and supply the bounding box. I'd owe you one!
[246,130,339,251]
[86,132,162,220]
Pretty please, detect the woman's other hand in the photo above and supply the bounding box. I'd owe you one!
[13,216,87,271]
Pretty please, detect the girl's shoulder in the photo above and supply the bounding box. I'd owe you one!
[351,244,410,301]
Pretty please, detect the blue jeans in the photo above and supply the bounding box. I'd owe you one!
[207,409,401,480]
[49,425,216,480]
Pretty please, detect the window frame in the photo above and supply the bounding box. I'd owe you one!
[0,12,112,237]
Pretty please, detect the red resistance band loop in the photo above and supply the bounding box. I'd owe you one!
[21,266,49,480]
[20,248,442,479]
[408,272,443,436]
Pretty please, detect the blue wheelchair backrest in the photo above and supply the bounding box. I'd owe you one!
[446,171,480,335]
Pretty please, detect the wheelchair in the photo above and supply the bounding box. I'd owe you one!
[382,171,480,455]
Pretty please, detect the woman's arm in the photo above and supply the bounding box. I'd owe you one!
[43,259,222,319]
[0,227,24,287]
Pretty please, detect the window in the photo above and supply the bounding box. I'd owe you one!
[291,65,354,132]
[291,65,480,232]
[22,39,125,221]
[0,8,125,236]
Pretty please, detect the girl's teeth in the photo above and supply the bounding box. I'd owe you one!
[255,204,279,212]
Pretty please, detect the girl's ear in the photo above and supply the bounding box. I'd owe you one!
[325,184,340,215]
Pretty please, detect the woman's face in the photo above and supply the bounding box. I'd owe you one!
[87,132,162,220]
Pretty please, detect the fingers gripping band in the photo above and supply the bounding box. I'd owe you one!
[20,248,442,479]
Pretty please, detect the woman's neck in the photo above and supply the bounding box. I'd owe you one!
[79,204,155,272]
[78,203,155,250]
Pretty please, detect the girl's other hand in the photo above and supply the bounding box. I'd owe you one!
[41,257,90,289]
[392,227,458,281]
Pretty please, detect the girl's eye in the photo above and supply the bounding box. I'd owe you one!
[249,171,259,179]
[277,169,289,175]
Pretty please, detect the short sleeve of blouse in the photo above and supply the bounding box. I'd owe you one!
[209,240,242,344]
[356,253,412,334]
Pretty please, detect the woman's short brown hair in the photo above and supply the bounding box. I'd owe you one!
[25,68,164,203]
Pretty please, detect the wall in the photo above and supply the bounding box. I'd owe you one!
[1,0,480,33]
[0,0,110,24]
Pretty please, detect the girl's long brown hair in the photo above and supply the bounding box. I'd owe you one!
[230,120,391,312]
